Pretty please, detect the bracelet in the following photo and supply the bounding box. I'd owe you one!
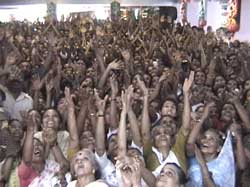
[90,113,95,116]
[111,98,116,101]
[98,113,104,117]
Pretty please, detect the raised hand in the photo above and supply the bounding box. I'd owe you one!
[94,89,108,113]
[136,75,149,96]
[202,102,216,119]
[64,87,74,109]
[183,71,194,94]
[43,127,57,147]
[108,59,124,70]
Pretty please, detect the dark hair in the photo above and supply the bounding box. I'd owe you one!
[0,89,6,102]
[163,163,188,185]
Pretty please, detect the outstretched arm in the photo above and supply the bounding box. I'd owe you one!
[95,90,108,156]
[182,71,194,136]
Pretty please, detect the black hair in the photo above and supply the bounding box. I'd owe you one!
[163,163,188,185]
[0,89,6,102]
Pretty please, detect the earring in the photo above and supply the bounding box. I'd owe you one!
[92,170,95,174]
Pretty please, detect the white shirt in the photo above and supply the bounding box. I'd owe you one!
[95,152,118,187]
[3,91,33,120]
[67,180,109,187]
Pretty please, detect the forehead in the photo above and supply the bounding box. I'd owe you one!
[163,100,176,107]
[162,164,178,173]
[9,120,22,128]
[44,109,58,116]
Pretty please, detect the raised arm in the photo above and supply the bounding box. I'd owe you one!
[230,123,247,170]
[127,85,142,148]
[181,71,194,136]
[137,77,151,146]
[22,113,35,164]
[95,89,108,156]
[118,90,129,158]
[110,75,119,130]
[65,87,79,151]
[97,60,123,90]
[186,102,214,156]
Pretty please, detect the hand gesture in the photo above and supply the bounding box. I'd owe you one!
[195,144,206,165]
[94,89,108,113]
[183,71,194,94]
[21,111,35,131]
[202,102,215,120]
[159,73,167,83]
[230,122,242,141]
[136,75,149,96]
[43,128,57,147]
[108,59,124,70]
[45,73,54,93]
[64,87,75,109]
[32,74,44,91]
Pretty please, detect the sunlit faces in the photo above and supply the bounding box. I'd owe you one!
[161,100,177,118]
[80,131,95,151]
[220,103,236,123]
[42,109,60,130]
[199,129,222,158]
[194,71,206,86]
[152,125,172,149]
[156,163,185,187]
[81,77,94,88]
[73,149,97,177]
[86,67,96,78]
[57,97,67,116]
[244,80,250,92]
[227,79,237,92]
[8,120,24,142]
[160,116,177,136]
[213,76,226,90]
[32,138,45,163]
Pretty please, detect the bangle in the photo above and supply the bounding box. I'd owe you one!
[98,114,104,117]
[111,98,116,101]
[90,113,95,116]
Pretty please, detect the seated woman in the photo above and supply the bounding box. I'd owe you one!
[67,149,108,187]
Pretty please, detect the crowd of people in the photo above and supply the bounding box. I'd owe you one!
[0,12,250,187]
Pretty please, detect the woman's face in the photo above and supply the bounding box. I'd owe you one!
[153,126,172,149]
[156,164,181,187]
[80,131,95,151]
[42,109,60,130]
[214,76,226,90]
[199,130,221,156]
[81,77,93,88]
[220,103,236,123]
[57,98,67,116]
[73,150,95,177]
[227,79,237,92]
[194,71,206,85]
[161,100,177,118]
[9,120,24,142]
[244,80,250,92]
[32,139,45,163]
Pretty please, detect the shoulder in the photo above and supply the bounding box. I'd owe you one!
[86,180,109,187]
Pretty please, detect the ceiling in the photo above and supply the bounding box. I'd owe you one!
[0,0,189,6]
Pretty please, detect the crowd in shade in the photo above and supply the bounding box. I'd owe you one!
[0,13,250,187]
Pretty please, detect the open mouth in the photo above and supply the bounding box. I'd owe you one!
[34,149,41,156]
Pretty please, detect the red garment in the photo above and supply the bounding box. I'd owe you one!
[18,161,39,187]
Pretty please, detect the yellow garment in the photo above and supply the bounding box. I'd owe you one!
[67,146,80,161]
[143,127,187,173]
[7,159,20,187]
